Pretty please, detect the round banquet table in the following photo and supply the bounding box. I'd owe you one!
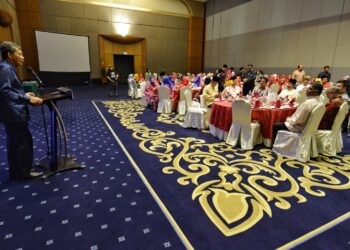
[209,100,297,147]
[173,88,201,112]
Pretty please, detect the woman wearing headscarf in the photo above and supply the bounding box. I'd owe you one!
[145,75,159,107]
[193,74,202,89]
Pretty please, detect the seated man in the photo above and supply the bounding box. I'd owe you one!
[296,75,311,92]
[278,78,299,101]
[336,79,350,103]
[318,87,344,130]
[203,75,219,107]
[335,79,350,134]
[222,79,241,98]
[252,77,269,97]
[273,83,324,139]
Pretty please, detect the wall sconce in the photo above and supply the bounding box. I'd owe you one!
[115,23,130,37]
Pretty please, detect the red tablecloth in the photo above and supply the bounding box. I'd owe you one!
[210,101,296,139]
[173,88,201,112]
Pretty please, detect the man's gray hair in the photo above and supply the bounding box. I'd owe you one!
[327,86,342,95]
[0,41,21,60]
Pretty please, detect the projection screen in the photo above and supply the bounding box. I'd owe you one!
[35,31,90,72]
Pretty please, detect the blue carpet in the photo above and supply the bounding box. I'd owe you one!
[0,85,185,249]
[297,217,350,250]
[95,99,350,249]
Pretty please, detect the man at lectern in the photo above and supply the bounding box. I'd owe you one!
[0,41,43,180]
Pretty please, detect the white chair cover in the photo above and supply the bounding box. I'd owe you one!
[269,84,279,94]
[200,95,205,108]
[183,106,208,130]
[226,100,262,150]
[139,81,147,106]
[273,105,326,162]
[183,90,208,129]
[320,90,329,105]
[130,80,138,99]
[127,79,133,97]
[157,86,172,113]
[297,88,307,105]
[177,87,192,115]
[315,102,349,156]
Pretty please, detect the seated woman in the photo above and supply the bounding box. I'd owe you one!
[191,74,202,89]
[278,78,299,101]
[252,77,269,97]
[222,79,241,98]
[321,77,332,88]
[318,87,344,130]
[145,75,159,107]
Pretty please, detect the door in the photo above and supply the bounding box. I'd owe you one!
[114,54,134,85]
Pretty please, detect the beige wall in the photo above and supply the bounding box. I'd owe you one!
[38,0,190,78]
[205,0,350,81]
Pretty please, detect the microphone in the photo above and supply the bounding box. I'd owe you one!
[27,67,43,87]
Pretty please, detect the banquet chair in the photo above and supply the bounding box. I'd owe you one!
[127,79,133,97]
[157,86,173,113]
[200,95,206,108]
[320,90,329,105]
[183,89,208,130]
[315,102,349,156]
[226,100,262,150]
[130,80,139,99]
[297,88,307,105]
[269,84,279,94]
[139,81,147,107]
[273,105,326,162]
[177,87,192,115]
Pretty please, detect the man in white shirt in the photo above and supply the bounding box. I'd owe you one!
[278,78,299,100]
[252,77,269,97]
[296,75,310,92]
[292,64,306,85]
[272,83,324,139]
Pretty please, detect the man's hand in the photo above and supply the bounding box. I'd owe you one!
[25,92,35,97]
[29,96,43,106]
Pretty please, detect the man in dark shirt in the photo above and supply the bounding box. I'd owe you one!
[317,66,331,82]
[0,41,43,180]
[243,63,256,81]
[106,65,119,97]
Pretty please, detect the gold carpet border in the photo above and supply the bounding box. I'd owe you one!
[101,100,350,239]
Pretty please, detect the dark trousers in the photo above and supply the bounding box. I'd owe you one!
[272,122,289,142]
[4,122,33,179]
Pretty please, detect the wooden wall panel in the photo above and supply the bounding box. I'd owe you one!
[15,0,41,77]
[99,35,146,84]
[187,16,204,73]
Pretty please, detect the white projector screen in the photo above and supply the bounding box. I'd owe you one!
[35,31,90,72]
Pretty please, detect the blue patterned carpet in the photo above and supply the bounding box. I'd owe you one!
[1,85,349,250]
[0,85,185,250]
[95,96,350,249]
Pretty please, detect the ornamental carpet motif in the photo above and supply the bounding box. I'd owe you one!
[97,100,350,249]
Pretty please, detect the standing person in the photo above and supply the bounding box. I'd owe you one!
[0,41,43,180]
[243,64,256,82]
[317,66,331,82]
[145,68,152,80]
[292,64,306,85]
[106,65,119,97]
